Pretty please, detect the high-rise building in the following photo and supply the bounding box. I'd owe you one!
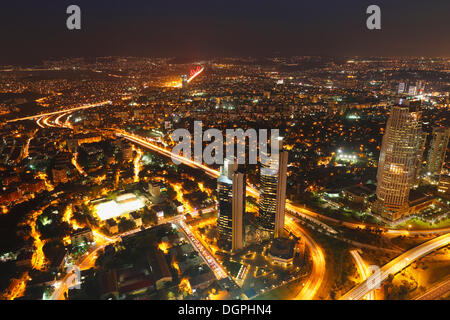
[258,145,288,238]
[426,127,450,183]
[217,160,234,249]
[398,82,406,94]
[372,100,426,221]
[231,169,246,252]
[217,158,245,251]
[274,151,288,238]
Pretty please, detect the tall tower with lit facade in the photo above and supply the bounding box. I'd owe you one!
[258,145,288,238]
[217,159,245,251]
[231,169,246,252]
[426,127,450,183]
[373,100,426,222]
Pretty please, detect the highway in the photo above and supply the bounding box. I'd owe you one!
[116,131,450,237]
[340,232,450,300]
[7,100,111,122]
[284,201,450,236]
[40,119,450,236]
[41,113,450,301]
[49,210,217,299]
[116,131,327,298]
[350,250,375,300]
[176,218,228,280]
[285,217,326,300]
[113,131,449,235]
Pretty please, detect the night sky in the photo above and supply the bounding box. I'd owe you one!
[1,0,449,64]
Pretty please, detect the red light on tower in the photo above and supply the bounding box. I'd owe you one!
[190,66,201,77]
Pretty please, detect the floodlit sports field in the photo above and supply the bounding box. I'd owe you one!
[94,193,146,220]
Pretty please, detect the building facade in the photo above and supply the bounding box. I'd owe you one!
[426,126,450,183]
[258,149,288,238]
[231,170,246,252]
[373,100,426,221]
[217,158,245,251]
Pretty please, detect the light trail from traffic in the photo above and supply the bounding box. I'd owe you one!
[54,112,71,127]
[49,110,430,302]
[42,115,57,127]
[117,130,328,298]
[36,116,45,128]
[285,217,326,300]
[175,66,205,87]
[176,218,228,280]
[7,100,111,122]
[115,131,450,237]
[350,250,375,300]
[43,118,450,301]
[341,233,450,300]
[116,130,220,178]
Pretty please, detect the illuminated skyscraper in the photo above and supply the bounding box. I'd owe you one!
[217,160,234,249]
[274,151,288,238]
[231,169,246,252]
[373,100,426,221]
[217,159,245,251]
[426,127,450,183]
[258,146,288,238]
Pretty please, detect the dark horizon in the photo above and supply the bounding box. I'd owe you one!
[1,0,450,65]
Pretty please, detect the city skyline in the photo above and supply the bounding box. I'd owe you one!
[0,55,449,302]
[1,1,450,65]
[0,1,449,306]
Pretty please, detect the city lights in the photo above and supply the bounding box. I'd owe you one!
[0,4,449,306]
[94,193,146,221]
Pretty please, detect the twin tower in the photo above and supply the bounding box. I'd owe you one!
[217,147,288,252]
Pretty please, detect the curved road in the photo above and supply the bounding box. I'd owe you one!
[117,130,327,299]
[285,217,326,300]
[340,233,450,300]
[116,131,450,237]
[350,250,375,300]
[42,112,450,301]
[7,101,111,122]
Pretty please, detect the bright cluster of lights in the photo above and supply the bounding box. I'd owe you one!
[337,149,358,162]
[94,193,145,221]
[339,154,357,160]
